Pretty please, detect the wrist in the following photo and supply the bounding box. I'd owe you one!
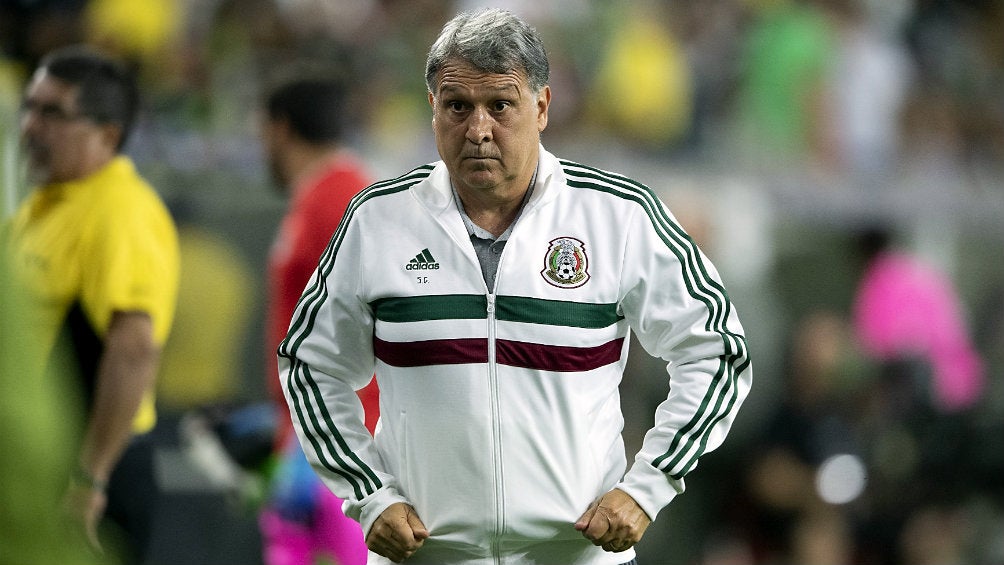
[71,466,108,492]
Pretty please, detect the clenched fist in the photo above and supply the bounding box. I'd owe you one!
[574,489,651,553]
[366,502,430,562]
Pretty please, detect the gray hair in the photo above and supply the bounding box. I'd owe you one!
[425,8,549,94]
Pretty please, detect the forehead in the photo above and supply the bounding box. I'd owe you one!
[24,69,78,105]
[434,59,529,95]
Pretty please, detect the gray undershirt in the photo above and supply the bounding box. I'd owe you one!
[453,170,537,291]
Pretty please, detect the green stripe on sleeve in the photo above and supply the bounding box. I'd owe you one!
[560,160,751,480]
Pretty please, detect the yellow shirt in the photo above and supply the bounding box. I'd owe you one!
[6,156,179,433]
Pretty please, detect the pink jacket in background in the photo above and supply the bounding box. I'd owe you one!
[853,251,984,412]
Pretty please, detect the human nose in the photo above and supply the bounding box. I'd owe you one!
[465,107,493,144]
[20,106,42,136]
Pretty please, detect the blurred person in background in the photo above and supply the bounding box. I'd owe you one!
[260,70,379,565]
[823,0,913,181]
[4,45,179,563]
[851,226,984,415]
[743,310,864,563]
[733,0,837,170]
[589,2,693,150]
[277,9,751,564]
[850,226,985,563]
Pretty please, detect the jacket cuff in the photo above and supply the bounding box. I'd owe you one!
[616,459,685,521]
[343,485,411,537]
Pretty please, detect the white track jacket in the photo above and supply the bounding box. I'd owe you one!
[278,146,752,565]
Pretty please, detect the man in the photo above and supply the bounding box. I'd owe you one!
[6,45,179,562]
[260,73,378,565]
[279,9,752,565]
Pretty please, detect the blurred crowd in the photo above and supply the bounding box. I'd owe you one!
[2,0,1003,564]
[3,0,1003,182]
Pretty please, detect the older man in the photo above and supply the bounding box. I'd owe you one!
[279,9,751,564]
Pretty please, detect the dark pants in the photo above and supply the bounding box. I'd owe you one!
[103,435,157,565]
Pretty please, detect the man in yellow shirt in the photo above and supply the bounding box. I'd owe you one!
[6,45,179,563]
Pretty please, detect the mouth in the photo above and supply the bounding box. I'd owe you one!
[463,154,500,162]
[462,157,499,172]
[22,147,48,167]
[22,137,46,155]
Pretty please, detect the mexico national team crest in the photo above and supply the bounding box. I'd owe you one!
[541,237,590,288]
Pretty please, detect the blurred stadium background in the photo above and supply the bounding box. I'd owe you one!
[2,1,1002,564]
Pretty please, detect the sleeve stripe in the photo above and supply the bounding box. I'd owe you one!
[278,165,434,499]
[286,359,371,498]
[560,160,751,478]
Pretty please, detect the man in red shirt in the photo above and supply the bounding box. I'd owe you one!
[260,73,378,565]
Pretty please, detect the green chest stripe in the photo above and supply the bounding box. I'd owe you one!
[496,296,622,328]
[370,294,487,321]
[371,294,622,329]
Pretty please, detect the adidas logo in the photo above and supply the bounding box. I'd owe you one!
[406,248,440,270]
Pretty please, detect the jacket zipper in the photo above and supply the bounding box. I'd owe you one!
[486,293,504,563]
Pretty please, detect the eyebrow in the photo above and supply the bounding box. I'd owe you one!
[437,83,522,99]
[20,97,78,117]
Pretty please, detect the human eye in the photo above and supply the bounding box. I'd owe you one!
[491,100,511,113]
[445,100,468,114]
[20,99,76,121]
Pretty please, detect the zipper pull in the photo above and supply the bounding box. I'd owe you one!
[486,294,495,314]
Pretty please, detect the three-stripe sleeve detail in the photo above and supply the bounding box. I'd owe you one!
[560,160,751,480]
[278,165,434,498]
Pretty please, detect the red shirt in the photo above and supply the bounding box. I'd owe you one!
[267,154,379,442]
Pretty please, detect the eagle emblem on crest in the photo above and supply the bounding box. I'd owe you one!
[541,237,589,288]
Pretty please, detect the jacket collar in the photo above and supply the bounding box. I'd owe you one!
[413,143,565,216]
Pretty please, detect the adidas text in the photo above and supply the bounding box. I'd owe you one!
[406,248,440,270]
